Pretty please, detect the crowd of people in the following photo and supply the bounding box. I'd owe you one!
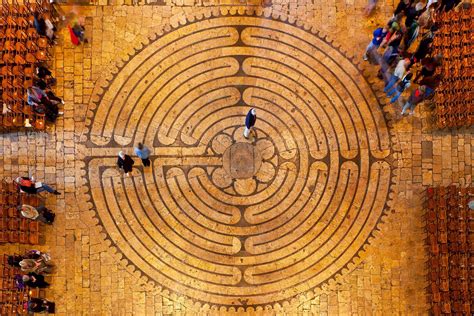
[363,0,458,115]
[8,250,56,313]
[26,64,64,123]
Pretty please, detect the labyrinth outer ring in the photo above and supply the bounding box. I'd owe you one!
[83,12,394,310]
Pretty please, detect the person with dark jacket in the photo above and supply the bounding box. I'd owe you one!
[15,177,61,195]
[26,298,55,313]
[22,273,50,288]
[33,13,46,36]
[117,151,134,176]
[243,108,257,138]
[404,2,424,27]
[394,0,410,16]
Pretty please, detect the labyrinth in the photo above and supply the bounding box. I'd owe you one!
[83,13,393,309]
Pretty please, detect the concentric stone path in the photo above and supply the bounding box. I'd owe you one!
[83,14,393,309]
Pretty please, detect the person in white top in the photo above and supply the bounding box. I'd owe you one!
[384,58,411,93]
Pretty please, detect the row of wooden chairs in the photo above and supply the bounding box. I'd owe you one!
[0,254,39,316]
[437,6,472,24]
[432,8,473,129]
[426,186,474,315]
[0,180,41,245]
[0,0,53,131]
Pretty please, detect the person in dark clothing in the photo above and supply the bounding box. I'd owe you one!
[117,151,134,176]
[33,13,46,36]
[420,74,441,98]
[440,0,460,12]
[403,20,419,50]
[36,64,56,86]
[405,2,424,27]
[8,255,23,267]
[413,40,432,62]
[15,176,61,195]
[27,298,55,313]
[394,0,411,16]
[414,55,442,82]
[413,24,438,63]
[23,273,50,288]
[243,108,257,138]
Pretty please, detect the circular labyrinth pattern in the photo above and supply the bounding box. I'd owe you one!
[84,13,393,309]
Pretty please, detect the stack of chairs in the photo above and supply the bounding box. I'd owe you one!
[0,179,40,245]
[432,7,473,129]
[0,254,40,315]
[426,185,474,315]
[0,0,55,131]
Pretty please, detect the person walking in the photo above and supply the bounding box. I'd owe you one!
[363,26,388,61]
[401,85,426,115]
[243,108,257,139]
[386,72,413,103]
[134,143,151,167]
[15,177,61,195]
[384,58,410,92]
[117,151,134,176]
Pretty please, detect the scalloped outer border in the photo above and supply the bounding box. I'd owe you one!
[77,7,400,313]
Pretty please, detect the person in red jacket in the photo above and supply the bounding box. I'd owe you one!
[15,177,60,195]
[401,85,426,115]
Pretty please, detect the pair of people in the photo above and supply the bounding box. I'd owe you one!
[15,176,61,195]
[117,143,151,176]
[27,85,64,122]
[33,12,56,42]
[36,64,57,89]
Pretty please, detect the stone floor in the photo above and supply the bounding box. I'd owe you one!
[1,0,473,315]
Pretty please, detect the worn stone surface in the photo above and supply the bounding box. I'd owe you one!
[0,1,472,315]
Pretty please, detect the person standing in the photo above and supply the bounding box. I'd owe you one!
[363,26,388,61]
[244,108,257,139]
[117,151,134,176]
[134,143,151,167]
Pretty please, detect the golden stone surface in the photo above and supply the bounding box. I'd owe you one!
[0,1,472,315]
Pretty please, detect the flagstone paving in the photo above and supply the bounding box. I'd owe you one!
[0,1,472,315]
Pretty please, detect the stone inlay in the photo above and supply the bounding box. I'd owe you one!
[83,14,393,309]
[223,142,262,179]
